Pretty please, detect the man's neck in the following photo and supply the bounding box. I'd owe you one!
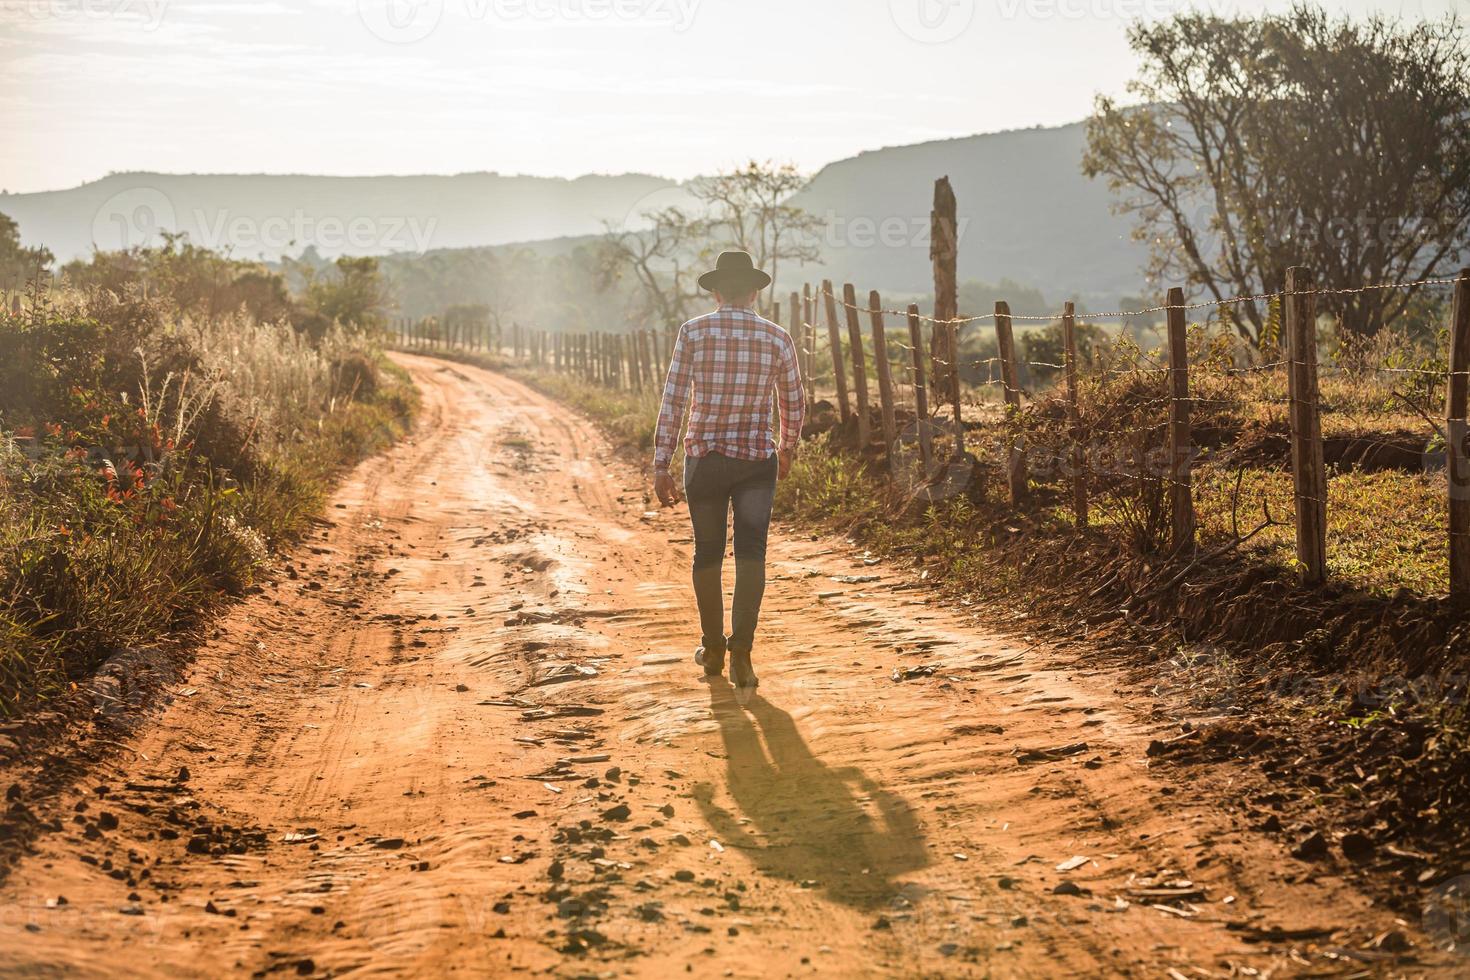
[718,303,754,312]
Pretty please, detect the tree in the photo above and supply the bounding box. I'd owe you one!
[1083,5,1470,343]
[0,212,54,291]
[688,161,823,300]
[303,256,389,334]
[599,206,708,336]
[601,161,823,334]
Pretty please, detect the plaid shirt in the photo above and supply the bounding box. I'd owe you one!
[653,305,805,473]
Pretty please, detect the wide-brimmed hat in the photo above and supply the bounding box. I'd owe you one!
[698,250,772,294]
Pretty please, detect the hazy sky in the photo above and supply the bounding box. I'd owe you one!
[1,0,1460,192]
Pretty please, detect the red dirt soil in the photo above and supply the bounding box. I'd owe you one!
[0,354,1456,977]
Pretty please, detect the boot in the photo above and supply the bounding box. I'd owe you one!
[729,650,758,689]
[694,645,725,678]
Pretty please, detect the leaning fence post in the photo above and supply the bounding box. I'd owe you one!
[1062,301,1088,529]
[842,283,872,448]
[1166,287,1196,553]
[1447,268,1470,598]
[907,304,932,470]
[994,301,1027,504]
[1286,266,1327,585]
[869,291,898,474]
[822,280,851,423]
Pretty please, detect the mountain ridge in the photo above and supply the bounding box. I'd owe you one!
[2,119,1148,304]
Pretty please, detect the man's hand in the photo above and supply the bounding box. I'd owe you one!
[654,470,681,508]
[778,448,795,481]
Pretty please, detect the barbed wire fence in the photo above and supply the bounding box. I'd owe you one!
[391,180,1470,601]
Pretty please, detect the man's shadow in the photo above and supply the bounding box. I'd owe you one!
[693,679,929,909]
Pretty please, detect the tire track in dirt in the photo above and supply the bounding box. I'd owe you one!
[0,353,1453,978]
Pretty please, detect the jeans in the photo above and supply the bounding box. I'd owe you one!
[683,451,778,656]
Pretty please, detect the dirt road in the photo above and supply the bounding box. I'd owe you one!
[1,354,1448,977]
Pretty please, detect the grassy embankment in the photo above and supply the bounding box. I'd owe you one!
[0,288,416,715]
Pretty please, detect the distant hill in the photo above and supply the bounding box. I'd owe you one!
[0,171,677,264]
[784,121,1148,307]
[2,120,1149,307]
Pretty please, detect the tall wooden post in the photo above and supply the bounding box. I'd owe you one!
[1166,287,1196,553]
[822,280,851,422]
[1448,268,1470,598]
[1286,266,1327,585]
[802,284,816,410]
[1062,301,1088,529]
[994,301,1027,504]
[930,176,959,413]
[907,304,932,470]
[869,290,898,473]
[788,290,802,374]
[842,283,872,448]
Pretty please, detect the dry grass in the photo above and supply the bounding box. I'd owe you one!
[0,285,416,713]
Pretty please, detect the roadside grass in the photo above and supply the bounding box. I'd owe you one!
[0,290,416,714]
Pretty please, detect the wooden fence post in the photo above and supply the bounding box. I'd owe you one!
[788,290,802,383]
[869,290,898,473]
[1166,287,1196,553]
[1062,301,1088,529]
[930,176,959,413]
[802,284,815,411]
[1286,266,1327,585]
[1450,269,1470,597]
[842,283,871,448]
[907,304,932,469]
[994,301,1027,504]
[822,280,852,423]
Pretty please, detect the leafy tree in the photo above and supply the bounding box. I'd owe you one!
[0,212,55,291]
[601,161,823,334]
[303,256,389,333]
[1083,5,1470,343]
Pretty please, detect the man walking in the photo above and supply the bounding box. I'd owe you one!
[653,251,805,689]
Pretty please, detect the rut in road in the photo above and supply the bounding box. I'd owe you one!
[0,353,1442,977]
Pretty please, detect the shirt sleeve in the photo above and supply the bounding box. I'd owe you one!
[653,323,692,473]
[776,330,805,454]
